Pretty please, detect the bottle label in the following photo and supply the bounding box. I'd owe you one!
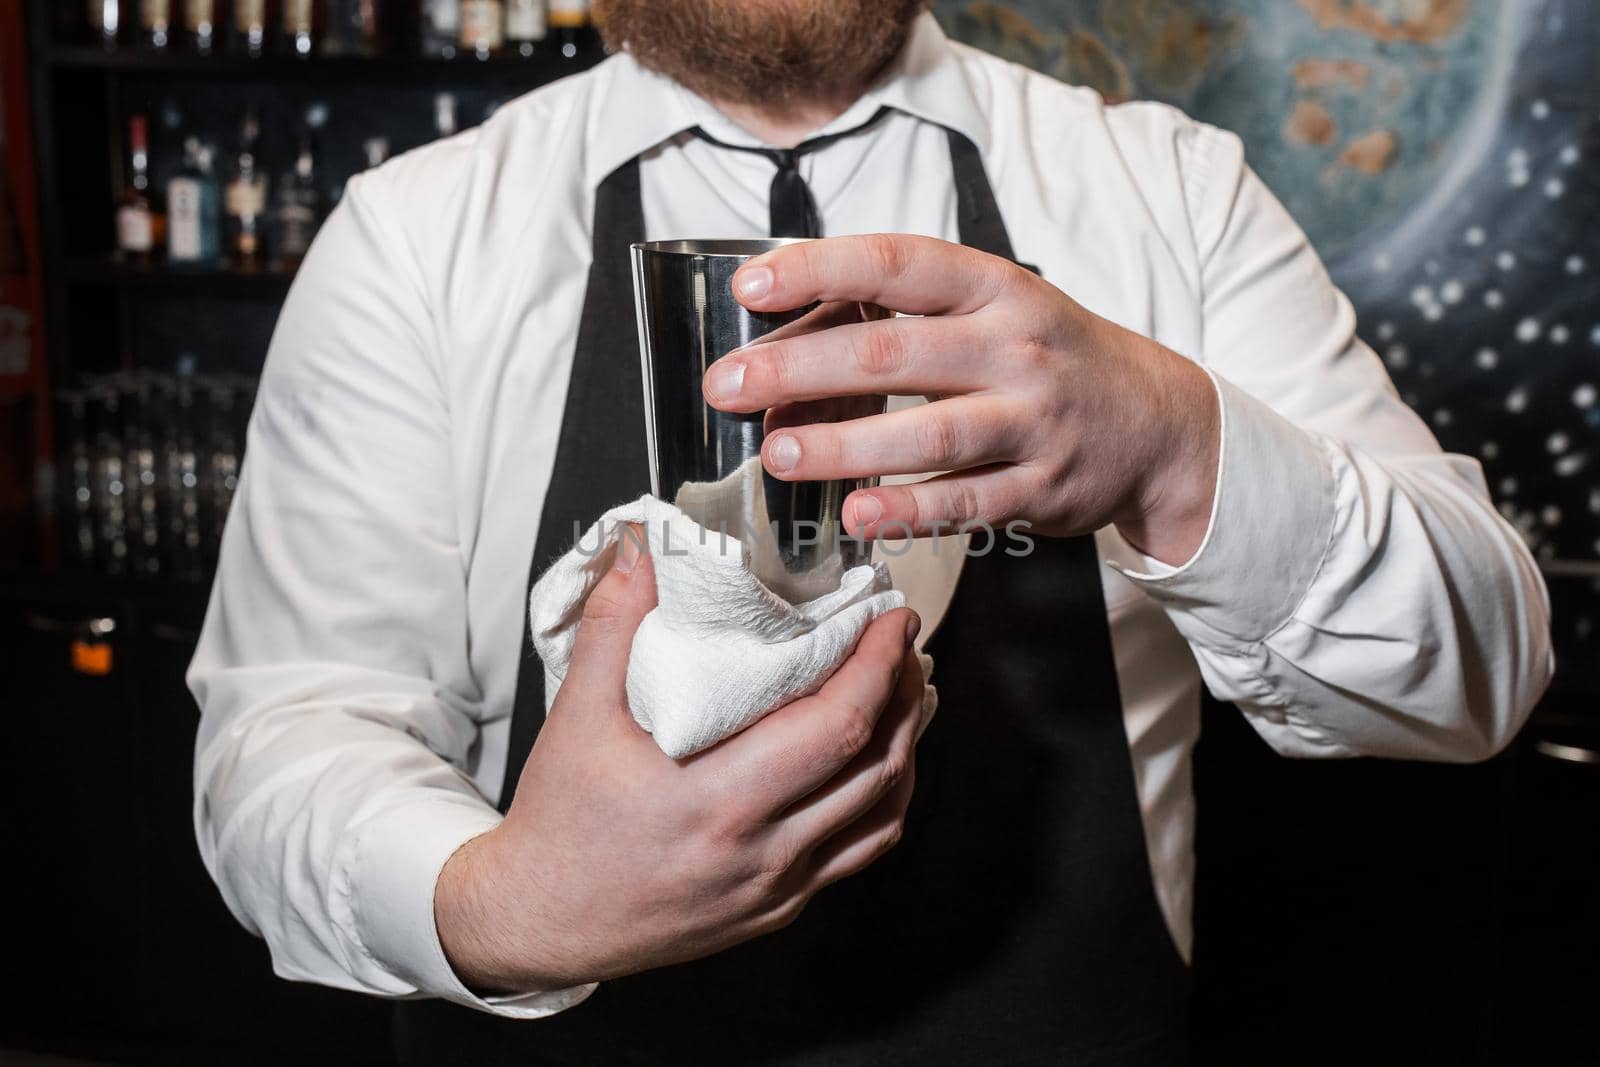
[117,205,154,253]
[234,0,265,31]
[279,206,316,256]
[507,0,546,40]
[183,0,214,30]
[427,0,461,33]
[142,0,172,30]
[461,2,505,49]
[168,178,203,261]
[548,0,588,28]
[283,0,313,33]
[227,179,267,218]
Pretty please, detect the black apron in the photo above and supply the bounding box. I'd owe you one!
[396,131,1191,1065]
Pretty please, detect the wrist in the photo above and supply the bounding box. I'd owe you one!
[1115,348,1221,566]
[435,826,570,996]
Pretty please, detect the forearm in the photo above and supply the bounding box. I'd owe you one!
[1111,378,1553,761]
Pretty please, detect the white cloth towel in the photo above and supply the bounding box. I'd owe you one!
[528,486,936,760]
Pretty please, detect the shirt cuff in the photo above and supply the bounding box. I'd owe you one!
[344,794,599,1019]
[1104,369,1336,649]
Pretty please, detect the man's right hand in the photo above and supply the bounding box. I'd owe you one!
[436,529,925,994]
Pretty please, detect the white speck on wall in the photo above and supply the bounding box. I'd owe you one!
[1516,318,1542,343]
[1373,252,1393,273]
[1574,384,1598,408]
[1589,490,1600,515]
[1548,431,1572,454]
[1566,255,1585,275]
[1556,453,1589,478]
[1559,144,1580,166]
[1465,226,1487,246]
[1501,476,1520,496]
[1542,505,1563,526]
[1507,388,1530,413]
[1497,251,1518,271]
[1423,303,1444,322]
[1386,344,1410,368]
[1545,177,1566,199]
[1377,320,1397,341]
[1485,289,1505,309]
[1508,148,1531,168]
[1434,408,1453,427]
[1591,325,1600,347]
[1482,440,1500,459]
[1441,280,1465,304]
[1476,347,1500,369]
[1531,99,1551,120]
[1411,285,1435,306]
[1551,325,1572,344]
[1508,169,1530,188]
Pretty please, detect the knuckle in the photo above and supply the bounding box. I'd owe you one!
[876,750,910,795]
[835,703,878,762]
[913,409,962,469]
[863,233,909,282]
[766,894,810,933]
[854,324,909,379]
[946,478,983,524]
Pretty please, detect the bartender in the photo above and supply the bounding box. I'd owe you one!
[188,2,1553,1063]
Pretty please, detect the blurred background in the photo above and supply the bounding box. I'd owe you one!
[1,0,1594,1064]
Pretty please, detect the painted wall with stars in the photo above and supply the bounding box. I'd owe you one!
[933,0,1599,688]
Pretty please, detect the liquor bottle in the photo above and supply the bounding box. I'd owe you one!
[182,0,218,54]
[548,0,588,58]
[282,0,321,56]
[226,109,269,269]
[420,0,460,58]
[233,0,268,56]
[323,0,384,56]
[363,136,391,169]
[460,0,503,60]
[274,134,324,270]
[86,0,123,50]
[434,92,459,139]
[123,375,163,578]
[140,0,173,50]
[168,137,223,266]
[116,115,156,265]
[505,0,544,57]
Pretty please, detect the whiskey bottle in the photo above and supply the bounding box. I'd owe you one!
[182,0,218,54]
[140,0,173,50]
[168,137,223,266]
[273,134,324,270]
[420,0,460,59]
[233,0,268,57]
[434,91,459,139]
[282,0,321,56]
[505,0,545,57]
[460,0,504,60]
[86,0,123,50]
[548,0,587,58]
[323,0,384,57]
[115,115,156,265]
[226,109,269,269]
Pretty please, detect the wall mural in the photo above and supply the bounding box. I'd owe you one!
[933,0,1599,672]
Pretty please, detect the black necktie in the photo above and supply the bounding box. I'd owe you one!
[688,106,892,238]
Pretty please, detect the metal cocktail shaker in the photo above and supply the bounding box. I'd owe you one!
[630,239,886,602]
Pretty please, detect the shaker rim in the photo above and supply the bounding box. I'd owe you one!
[632,238,813,259]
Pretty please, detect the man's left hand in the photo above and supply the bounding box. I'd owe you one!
[702,234,1222,566]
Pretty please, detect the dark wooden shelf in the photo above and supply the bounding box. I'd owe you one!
[65,257,296,298]
[45,43,606,85]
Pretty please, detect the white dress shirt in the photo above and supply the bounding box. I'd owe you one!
[188,13,1554,1019]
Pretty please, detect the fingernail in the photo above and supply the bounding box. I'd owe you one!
[736,266,774,301]
[616,528,642,574]
[852,495,884,528]
[767,434,801,473]
[905,613,922,645]
[706,360,745,401]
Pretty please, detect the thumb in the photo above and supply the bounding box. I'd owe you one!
[564,524,658,705]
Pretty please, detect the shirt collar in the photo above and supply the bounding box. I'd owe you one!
[585,11,989,189]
